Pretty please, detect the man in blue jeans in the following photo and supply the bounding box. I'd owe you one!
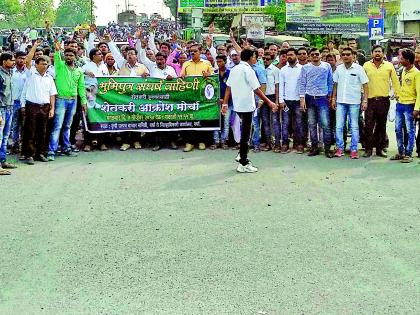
[0,52,17,175]
[251,58,267,152]
[47,40,87,161]
[299,48,334,158]
[392,49,420,163]
[331,47,369,159]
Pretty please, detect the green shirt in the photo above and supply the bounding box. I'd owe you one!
[54,52,87,104]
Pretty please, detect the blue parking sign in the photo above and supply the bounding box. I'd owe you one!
[368,18,384,40]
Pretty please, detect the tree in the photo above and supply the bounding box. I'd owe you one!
[21,0,56,28]
[0,0,22,29]
[264,2,286,32]
[56,0,95,26]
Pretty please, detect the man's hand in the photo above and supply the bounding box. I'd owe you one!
[150,20,158,30]
[209,21,215,34]
[202,70,211,78]
[89,24,97,33]
[279,102,286,110]
[361,100,368,111]
[0,115,2,125]
[330,98,336,110]
[300,98,306,112]
[166,75,174,80]
[257,99,264,109]
[54,40,61,52]
[206,35,213,48]
[34,38,43,47]
[142,73,150,78]
[81,104,87,113]
[135,28,142,39]
[221,104,228,115]
[413,110,419,119]
[103,33,112,43]
[268,100,278,113]
[48,108,55,119]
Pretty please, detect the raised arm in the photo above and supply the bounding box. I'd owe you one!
[25,39,42,69]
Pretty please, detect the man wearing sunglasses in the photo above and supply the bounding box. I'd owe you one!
[299,47,334,158]
[331,47,369,159]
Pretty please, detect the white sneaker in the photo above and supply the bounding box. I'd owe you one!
[236,162,258,173]
[235,153,240,162]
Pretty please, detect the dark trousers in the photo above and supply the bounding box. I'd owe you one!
[238,111,253,166]
[22,102,50,158]
[364,97,390,151]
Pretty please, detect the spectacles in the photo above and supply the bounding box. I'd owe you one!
[297,52,307,55]
[263,57,271,61]
[311,53,320,56]
[341,53,352,56]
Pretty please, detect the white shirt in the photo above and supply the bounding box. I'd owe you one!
[149,65,177,79]
[82,61,109,87]
[226,61,261,113]
[12,67,28,101]
[333,63,369,105]
[20,68,57,107]
[279,62,302,102]
[265,63,280,96]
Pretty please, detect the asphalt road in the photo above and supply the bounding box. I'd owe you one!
[1,144,419,315]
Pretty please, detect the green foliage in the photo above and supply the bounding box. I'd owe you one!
[56,0,95,26]
[21,0,56,28]
[264,2,286,32]
[0,0,22,29]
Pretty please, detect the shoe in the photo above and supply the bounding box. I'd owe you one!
[334,148,343,158]
[325,150,334,158]
[120,143,130,151]
[1,162,17,169]
[296,145,304,154]
[236,162,258,173]
[307,148,319,157]
[100,144,108,151]
[83,145,92,152]
[363,150,372,158]
[91,140,98,146]
[198,142,206,150]
[35,154,48,162]
[25,157,35,165]
[209,143,218,150]
[64,150,78,157]
[152,145,161,152]
[383,148,388,153]
[18,154,26,161]
[376,149,387,158]
[281,145,290,154]
[134,141,142,149]
[390,154,403,161]
[235,153,240,162]
[0,168,11,175]
[71,144,80,153]
[47,155,55,161]
[170,141,178,150]
[221,143,229,150]
[350,151,359,159]
[183,143,194,152]
[232,144,240,150]
[273,146,281,153]
[253,146,261,153]
[401,156,413,163]
[261,145,271,152]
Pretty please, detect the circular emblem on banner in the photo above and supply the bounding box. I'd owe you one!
[204,84,214,100]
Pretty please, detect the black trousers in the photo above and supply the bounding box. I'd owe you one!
[238,111,253,166]
[22,102,50,158]
[364,97,390,151]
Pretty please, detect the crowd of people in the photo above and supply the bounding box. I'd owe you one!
[0,20,420,175]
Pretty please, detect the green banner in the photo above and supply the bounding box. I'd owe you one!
[84,75,221,133]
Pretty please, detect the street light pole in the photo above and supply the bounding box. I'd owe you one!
[91,0,94,24]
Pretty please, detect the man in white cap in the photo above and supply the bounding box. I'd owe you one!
[227,49,241,70]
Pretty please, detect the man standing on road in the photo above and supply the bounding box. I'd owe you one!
[414,46,420,157]
[299,48,334,158]
[21,45,57,165]
[0,53,17,175]
[279,48,304,154]
[392,49,420,163]
[331,47,369,159]
[47,41,87,161]
[363,45,401,158]
[222,48,277,173]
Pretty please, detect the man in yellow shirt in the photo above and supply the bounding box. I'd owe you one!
[180,44,213,152]
[415,46,420,157]
[363,45,401,158]
[391,49,420,163]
